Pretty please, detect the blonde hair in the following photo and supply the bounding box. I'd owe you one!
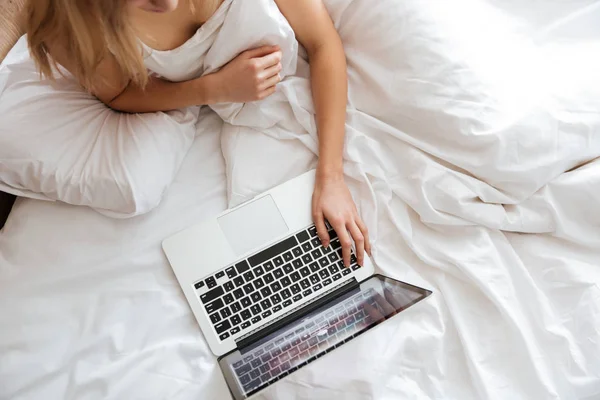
[26,0,217,91]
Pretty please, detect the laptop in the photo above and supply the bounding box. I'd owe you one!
[162,170,432,399]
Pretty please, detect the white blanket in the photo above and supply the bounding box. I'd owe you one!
[1,0,600,399]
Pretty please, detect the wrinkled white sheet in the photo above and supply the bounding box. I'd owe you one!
[1,0,600,399]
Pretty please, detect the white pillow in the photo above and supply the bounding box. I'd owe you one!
[0,36,199,217]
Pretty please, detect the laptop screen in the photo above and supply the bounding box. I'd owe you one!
[219,275,432,399]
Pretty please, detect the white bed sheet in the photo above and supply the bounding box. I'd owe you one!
[2,2,600,400]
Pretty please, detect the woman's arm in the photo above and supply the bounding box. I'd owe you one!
[274,0,371,266]
[48,44,283,113]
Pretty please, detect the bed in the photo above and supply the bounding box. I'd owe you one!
[1,1,600,399]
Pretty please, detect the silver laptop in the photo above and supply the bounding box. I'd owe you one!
[162,170,432,399]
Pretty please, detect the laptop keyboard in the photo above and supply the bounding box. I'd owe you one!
[195,224,360,341]
[232,290,377,395]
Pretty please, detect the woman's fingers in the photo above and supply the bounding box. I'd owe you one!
[244,45,280,59]
[259,73,282,91]
[313,207,330,247]
[355,215,371,256]
[256,86,277,100]
[334,220,353,267]
[348,220,365,266]
[254,50,283,70]
[260,62,283,80]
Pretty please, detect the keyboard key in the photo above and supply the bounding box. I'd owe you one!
[272,293,282,304]
[282,299,292,307]
[260,287,272,298]
[241,297,252,308]
[292,259,303,269]
[233,288,244,299]
[234,276,245,287]
[283,264,294,274]
[274,256,284,267]
[281,276,292,287]
[292,294,302,302]
[231,302,242,313]
[300,267,310,277]
[243,283,255,295]
[300,279,310,289]
[332,273,342,281]
[220,307,232,319]
[194,281,205,289]
[301,242,312,252]
[271,282,282,292]
[214,320,231,334]
[319,269,330,279]
[210,313,221,324]
[216,271,225,279]
[231,314,242,326]
[328,229,338,239]
[328,253,338,263]
[264,273,274,284]
[200,286,224,304]
[342,268,351,275]
[297,230,310,243]
[251,304,261,315]
[251,315,262,324]
[303,289,313,297]
[311,237,321,247]
[309,274,320,285]
[273,269,284,279]
[309,262,320,272]
[230,326,241,335]
[308,226,318,237]
[254,266,265,276]
[206,276,216,288]
[281,343,292,353]
[352,264,361,271]
[313,283,322,291]
[302,254,312,264]
[223,293,234,304]
[290,272,301,282]
[323,245,332,254]
[272,305,282,313]
[292,247,303,257]
[226,267,237,278]
[236,260,250,274]
[261,298,272,310]
[219,332,230,341]
[241,309,252,321]
[319,257,329,267]
[262,310,272,318]
[290,284,301,294]
[243,271,255,282]
[224,281,235,292]
[283,252,293,262]
[351,254,357,264]
[249,236,298,267]
[205,298,224,314]
[281,289,291,300]
[251,357,262,368]
[329,264,339,275]
[263,261,274,272]
[251,292,262,303]
[311,249,322,259]
[331,239,341,249]
[254,278,265,289]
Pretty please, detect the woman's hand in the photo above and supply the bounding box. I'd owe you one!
[212,45,283,103]
[312,169,372,267]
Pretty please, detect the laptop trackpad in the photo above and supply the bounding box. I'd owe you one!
[218,195,289,256]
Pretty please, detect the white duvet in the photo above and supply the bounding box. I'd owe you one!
[2,0,600,399]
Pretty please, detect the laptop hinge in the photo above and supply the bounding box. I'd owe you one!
[235,277,360,351]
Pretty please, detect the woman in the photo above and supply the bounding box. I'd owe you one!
[26,0,371,266]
